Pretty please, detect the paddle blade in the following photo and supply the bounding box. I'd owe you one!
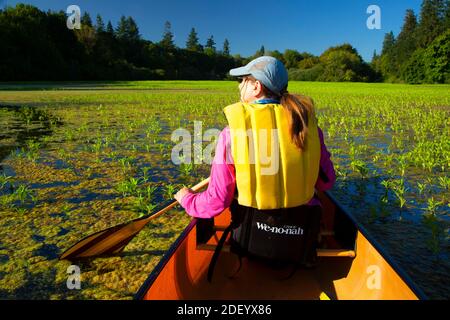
[59,219,146,261]
[60,177,210,260]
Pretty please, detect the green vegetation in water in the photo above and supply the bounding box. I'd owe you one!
[0,81,448,299]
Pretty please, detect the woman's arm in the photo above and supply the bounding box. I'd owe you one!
[315,127,336,191]
[179,127,236,219]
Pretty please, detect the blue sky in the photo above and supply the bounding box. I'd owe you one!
[5,0,423,61]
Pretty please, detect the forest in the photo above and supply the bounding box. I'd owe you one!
[0,0,448,83]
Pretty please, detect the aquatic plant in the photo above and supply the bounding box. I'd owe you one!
[118,156,136,173]
[417,182,427,195]
[14,207,27,214]
[0,174,13,190]
[422,212,444,255]
[438,176,450,190]
[133,195,157,217]
[145,185,158,201]
[391,179,408,210]
[163,184,177,200]
[141,167,151,182]
[350,160,369,179]
[13,184,36,204]
[116,177,140,197]
[380,180,390,204]
[425,197,443,215]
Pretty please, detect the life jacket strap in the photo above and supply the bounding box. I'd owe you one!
[207,224,233,283]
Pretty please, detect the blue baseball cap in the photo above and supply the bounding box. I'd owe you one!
[229,56,288,96]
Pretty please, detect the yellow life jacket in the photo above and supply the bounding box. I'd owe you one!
[223,102,320,210]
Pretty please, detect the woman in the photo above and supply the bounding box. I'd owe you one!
[175,56,335,268]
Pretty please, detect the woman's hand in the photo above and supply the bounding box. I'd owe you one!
[174,187,191,204]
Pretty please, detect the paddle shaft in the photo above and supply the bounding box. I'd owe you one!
[59,177,210,260]
[139,177,210,224]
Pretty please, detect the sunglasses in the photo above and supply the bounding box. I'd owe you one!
[237,76,254,84]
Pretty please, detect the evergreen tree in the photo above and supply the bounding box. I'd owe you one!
[398,9,418,42]
[396,9,418,67]
[379,32,397,80]
[160,21,175,49]
[417,0,445,47]
[256,45,265,57]
[126,16,140,41]
[116,15,128,40]
[95,14,105,33]
[186,27,202,51]
[371,50,382,75]
[205,35,216,51]
[371,50,379,62]
[81,12,92,27]
[106,20,114,36]
[223,38,230,56]
[381,32,396,55]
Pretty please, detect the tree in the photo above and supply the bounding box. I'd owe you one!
[205,35,216,51]
[422,29,450,83]
[266,50,283,62]
[371,50,379,62]
[283,49,303,69]
[298,56,320,69]
[75,23,96,55]
[186,27,202,52]
[398,10,418,43]
[395,9,418,74]
[402,49,426,83]
[379,32,397,80]
[403,30,449,83]
[255,45,265,57]
[160,21,175,49]
[371,50,382,76]
[0,3,240,81]
[106,20,114,36]
[116,16,128,40]
[318,44,374,82]
[81,12,92,27]
[126,16,140,41]
[417,0,445,48]
[96,14,105,33]
[223,38,230,56]
[116,16,140,41]
[381,31,396,55]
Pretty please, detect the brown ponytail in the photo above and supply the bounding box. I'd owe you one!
[280,91,314,150]
[250,77,315,150]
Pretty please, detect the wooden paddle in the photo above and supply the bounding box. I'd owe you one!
[59,177,210,261]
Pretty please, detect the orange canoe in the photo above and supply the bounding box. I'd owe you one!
[135,191,426,300]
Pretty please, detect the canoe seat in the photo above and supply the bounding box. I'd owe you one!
[200,225,355,258]
[196,244,355,258]
[215,226,335,236]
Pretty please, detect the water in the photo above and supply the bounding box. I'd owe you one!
[0,88,448,299]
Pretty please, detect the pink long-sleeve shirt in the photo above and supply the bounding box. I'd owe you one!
[180,126,336,219]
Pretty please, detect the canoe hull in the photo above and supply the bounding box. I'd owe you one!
[136,192,423,300]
